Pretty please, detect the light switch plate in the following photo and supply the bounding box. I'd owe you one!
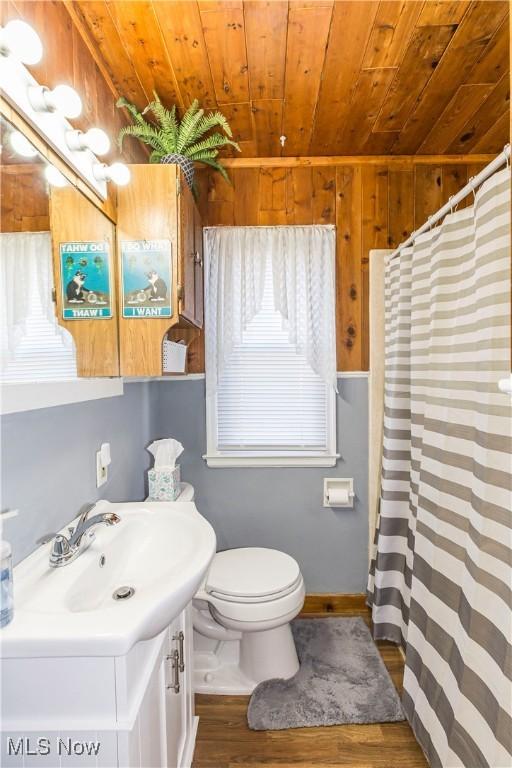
[96,450,108,488]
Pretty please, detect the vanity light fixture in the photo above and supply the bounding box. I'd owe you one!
[9,129,38,158]
[66,127,110,156]
[28,84,83,119]
[0,17,128,198]
[0,19,43,65]
[44,164,68,188]
[93,161,131,186]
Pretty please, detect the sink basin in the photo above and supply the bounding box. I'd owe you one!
[1,500,216,658]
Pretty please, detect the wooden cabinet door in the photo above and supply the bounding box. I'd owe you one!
[50,187,119,377]
[193,204,204,328]
[178,179,196,325]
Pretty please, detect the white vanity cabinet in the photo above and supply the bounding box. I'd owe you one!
[1,606,197,768]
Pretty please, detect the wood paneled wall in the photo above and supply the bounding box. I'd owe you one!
[1,166,49,233]
[1,0,144,164]
[199,159,487,371]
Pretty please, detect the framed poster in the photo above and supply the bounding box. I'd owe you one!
[60,241,112,319]
[121,239,172,318]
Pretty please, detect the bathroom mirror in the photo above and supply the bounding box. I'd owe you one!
[0,112,119,381]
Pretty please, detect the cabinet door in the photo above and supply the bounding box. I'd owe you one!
[165,614,186,768]
[193,205,204,328]
[137,650,167,768]
[178,180,196,324]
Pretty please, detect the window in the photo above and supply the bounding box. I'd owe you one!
[1,232,77,383]
[204,225,337,467]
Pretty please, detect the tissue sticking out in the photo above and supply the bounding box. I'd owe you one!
[147,438,184,469]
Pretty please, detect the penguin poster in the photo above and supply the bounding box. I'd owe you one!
[60,242,112,319]
[121,239,172,318]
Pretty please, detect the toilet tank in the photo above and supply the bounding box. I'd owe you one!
[176,482,195,502]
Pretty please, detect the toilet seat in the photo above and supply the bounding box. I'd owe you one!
[205,547,301,602]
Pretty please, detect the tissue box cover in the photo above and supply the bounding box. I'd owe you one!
[148,465,181,501]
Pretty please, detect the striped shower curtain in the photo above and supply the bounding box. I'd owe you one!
[367,167,511,768]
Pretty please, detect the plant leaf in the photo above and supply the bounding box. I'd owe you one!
[176,101,205,153]
[196,111,233,138]
[197,157,231,184]
[187,133,240,158]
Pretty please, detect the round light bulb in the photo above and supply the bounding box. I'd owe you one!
[108,162,130,186]
[45,165,68,188]
[1,20,43,65]
[9,130,38,158]
[48,85,82,119]
[84,128,110,156]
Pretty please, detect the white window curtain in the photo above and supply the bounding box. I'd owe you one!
[204,225,337,394]
[0,231,76,382]
[204,225,337,466]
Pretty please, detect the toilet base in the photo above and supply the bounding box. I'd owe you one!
[239,623,299,683]
[193,623,300,695]
[194,650,257,694]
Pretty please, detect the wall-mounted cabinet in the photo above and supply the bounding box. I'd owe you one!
[116,165,204,377]
[48,164,204,379]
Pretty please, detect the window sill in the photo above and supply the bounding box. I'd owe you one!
[203,453,339,468]
[0,378,124,415]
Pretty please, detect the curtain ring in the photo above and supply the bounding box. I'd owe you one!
[448,195,454,213]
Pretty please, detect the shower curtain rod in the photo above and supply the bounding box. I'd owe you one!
[390,143,511,260]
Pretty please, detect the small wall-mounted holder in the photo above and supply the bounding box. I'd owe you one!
[323,478,355,508]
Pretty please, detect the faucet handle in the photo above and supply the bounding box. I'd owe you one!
[36,532,58,546]
[49,535,72,567]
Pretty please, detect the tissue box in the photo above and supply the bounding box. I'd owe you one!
[148,465,181,501]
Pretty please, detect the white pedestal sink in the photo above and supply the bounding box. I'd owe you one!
[0,500,216,767]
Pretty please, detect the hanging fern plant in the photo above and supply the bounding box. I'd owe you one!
[116,93,240,195]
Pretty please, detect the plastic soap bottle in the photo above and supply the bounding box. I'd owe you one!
[0,509,17,628]
[0,539,13,627]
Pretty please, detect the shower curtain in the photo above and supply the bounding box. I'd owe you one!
[367,167,511,768]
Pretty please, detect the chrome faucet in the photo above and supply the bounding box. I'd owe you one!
[48,503,121,568]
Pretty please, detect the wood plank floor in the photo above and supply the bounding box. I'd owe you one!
[193,611,428,767]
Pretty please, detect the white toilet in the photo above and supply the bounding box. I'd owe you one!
[175,483,305,694]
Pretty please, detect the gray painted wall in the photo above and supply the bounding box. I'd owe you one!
[153,377,369,593]
[1,383,152,565]
[2,377,369,591]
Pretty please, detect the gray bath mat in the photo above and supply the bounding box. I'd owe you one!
[247,616,404,730]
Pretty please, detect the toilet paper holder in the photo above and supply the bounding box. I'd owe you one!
[323,478,355,508]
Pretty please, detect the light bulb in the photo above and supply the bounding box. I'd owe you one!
[47,85,82,119]
[94,162,130,186]
[9,130,38,158]
[0,20,43,65]
[66,127,110,156]
[83,128,110,155]
[107,162,130,185]
[29,84,82,119]
[45,165,68,188]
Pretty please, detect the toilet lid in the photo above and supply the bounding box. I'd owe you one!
[205,547,301,600]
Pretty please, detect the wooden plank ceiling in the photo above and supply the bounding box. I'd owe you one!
[73,0,510,158]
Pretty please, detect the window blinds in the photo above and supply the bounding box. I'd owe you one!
[216,261,328,451]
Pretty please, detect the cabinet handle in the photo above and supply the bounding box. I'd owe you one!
[177,631,185,673]
[166,649,180,693]
[193,251,203,268]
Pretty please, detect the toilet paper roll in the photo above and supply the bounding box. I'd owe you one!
[327,488,350,506]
